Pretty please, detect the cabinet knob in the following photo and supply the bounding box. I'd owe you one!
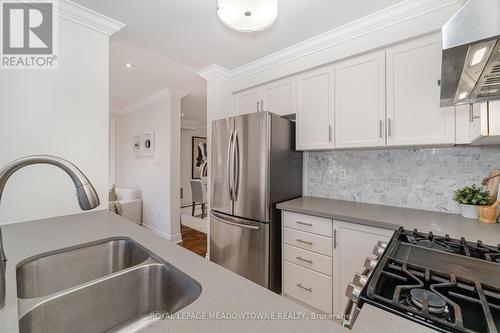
[353,273,369,287]
[372,246,385,257]
[363,257,378,270]
[346,283,361,301]
[377,241,388,249]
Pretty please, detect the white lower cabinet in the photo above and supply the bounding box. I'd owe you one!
[283,244,332,276]
[283,261,333,313]
[282,210,394,319]
[283,227,332,256]
[332,220,393,314]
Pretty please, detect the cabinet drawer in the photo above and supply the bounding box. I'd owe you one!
[283,244,332,276]
[283,261,332,313]
[283,228,332,256]
[283,211,332,237]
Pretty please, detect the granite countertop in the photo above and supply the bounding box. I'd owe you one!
[277,196,500,244]
[1,210,344,333]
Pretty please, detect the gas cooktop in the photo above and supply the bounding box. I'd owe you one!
[357,229,500,333]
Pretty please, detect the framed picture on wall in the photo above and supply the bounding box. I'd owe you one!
[192,136,207,179]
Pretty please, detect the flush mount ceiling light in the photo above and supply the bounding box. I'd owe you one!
[217,0,278,32]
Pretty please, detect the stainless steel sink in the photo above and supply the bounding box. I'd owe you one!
[16,238,202,333]
[17,238,150,298]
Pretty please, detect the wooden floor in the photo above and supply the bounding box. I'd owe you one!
[179,225,207,257]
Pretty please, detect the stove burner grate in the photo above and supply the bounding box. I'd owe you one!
[404,229,500,263]
[369,258,500,333]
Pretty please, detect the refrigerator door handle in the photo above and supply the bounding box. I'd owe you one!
[211,213,260,231]
[233,130,240,201]
[227,130,234,200]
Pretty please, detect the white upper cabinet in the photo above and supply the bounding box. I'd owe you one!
[335,51,386,148]
[386,34,455,146]
[296,65,335,150]
[234,78,295,116]
[261,78,296,116]
[235,87,262,115]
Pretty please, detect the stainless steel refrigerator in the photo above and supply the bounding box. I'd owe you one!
[210,111,302,293]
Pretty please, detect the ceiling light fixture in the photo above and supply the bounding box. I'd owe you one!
[217,0,278,32]
[124,63,133,68]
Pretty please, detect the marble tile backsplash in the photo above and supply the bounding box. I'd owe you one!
[305,147,500,213]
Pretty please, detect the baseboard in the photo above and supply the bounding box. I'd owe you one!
[142,224,183,243]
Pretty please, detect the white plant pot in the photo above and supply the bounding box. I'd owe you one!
[460,204,479,219]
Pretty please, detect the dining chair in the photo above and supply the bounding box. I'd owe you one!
[190,179,207,219]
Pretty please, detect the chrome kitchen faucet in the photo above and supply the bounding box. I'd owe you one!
[0,155,100,309]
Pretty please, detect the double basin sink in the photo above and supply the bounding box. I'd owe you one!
[16,238,202,333]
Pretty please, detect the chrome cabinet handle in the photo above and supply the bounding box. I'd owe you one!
[296,239,313,245]
[256,100,260,112]
[295,221,313,227]
[328,125,332,142]
[260,100,264,112]
[387,118,392,137]
[296,283,312,292]
[334,229,337,249]
[379,120,383,138]
[296,256,313,264]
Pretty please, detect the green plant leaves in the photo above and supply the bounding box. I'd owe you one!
[453,184,492,206]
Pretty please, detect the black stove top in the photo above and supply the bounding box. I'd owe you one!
[403,229,500,263]
[360,228,500,333]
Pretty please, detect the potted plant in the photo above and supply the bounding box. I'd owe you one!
[453,184,492,219]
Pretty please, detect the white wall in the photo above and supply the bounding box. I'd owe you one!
[0,18,110,225]
[180,126,207,207]
[114,89,184,241]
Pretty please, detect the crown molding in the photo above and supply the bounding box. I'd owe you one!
[198,0,463,83]
[56,0,125,36]
[113,88,172,115]
[111,88,188,115]
[197,64,232,81]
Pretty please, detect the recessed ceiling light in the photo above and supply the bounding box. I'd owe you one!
[124,63,133,68]
[217,0,278,32]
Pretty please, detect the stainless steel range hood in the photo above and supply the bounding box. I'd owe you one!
[440,0,500,107]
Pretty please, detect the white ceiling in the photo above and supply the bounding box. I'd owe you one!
[75,0,404,70]
[74,0,404,120]
[109,41,206,122]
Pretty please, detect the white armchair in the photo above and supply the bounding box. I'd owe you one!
[114,188,142,225]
